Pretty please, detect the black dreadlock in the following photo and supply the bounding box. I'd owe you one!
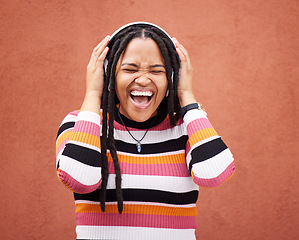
[100,25,181,214]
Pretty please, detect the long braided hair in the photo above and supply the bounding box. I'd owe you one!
[100,23,181,214]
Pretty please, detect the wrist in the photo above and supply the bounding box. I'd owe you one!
[81,91,101,114]
[85,89,102,99]
[180,102,204,118]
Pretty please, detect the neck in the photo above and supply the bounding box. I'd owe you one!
[115,105,167,129]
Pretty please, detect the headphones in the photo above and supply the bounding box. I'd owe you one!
[107,22,177,49]
[104,22,180,87]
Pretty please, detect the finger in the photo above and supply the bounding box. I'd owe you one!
[173,38,192,69]
[176,47,186,62]
[174,38,189,59]
[96,47,109,64]
[177,42,188,56]
[173,38,187,60]
[180,47,192,69]
[172,37,179,48]
[94,35,110,52]
[88,36,110,67]
[172,37,185,52]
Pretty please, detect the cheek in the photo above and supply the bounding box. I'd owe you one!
[115,74,134,102]
[115,77,123,102]
[116,71,134,88]
[156,79,168,97]
[115,73,126,93]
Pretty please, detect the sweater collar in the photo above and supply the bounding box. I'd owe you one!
[114,105,168,130]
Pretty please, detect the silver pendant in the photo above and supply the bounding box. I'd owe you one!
[136,142,141,153]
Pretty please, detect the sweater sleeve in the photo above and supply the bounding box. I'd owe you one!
[184,109,235,187]
[55,110,102,193]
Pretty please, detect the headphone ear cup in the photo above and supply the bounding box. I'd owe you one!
[104,59,108,72]
[171,70,174,83]
[103,59,111,91]
[171,69,178,93]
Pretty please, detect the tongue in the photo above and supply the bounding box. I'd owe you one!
[132,96,148,104]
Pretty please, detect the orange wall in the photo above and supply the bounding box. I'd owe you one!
[0,1,298,239]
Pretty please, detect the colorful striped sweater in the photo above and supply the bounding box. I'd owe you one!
[56,108,235,240]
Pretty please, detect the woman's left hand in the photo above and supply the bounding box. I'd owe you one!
[172,38,197,107]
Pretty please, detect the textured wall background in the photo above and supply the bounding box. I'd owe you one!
[0,0,298,239]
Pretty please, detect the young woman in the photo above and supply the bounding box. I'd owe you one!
[56,22,235,240]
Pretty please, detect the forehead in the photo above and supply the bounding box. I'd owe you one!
[120,38,164,64]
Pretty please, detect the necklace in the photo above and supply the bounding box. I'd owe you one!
[117,109,157,153]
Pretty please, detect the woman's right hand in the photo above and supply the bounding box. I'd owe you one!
[81,35,110,113]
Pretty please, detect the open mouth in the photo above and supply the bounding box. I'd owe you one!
[130,90,153,105]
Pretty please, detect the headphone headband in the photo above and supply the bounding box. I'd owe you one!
[107,22,176,48]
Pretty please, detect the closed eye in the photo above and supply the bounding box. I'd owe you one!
[150,70,165,74]
[149,64,166,75]
[123,69,138,73]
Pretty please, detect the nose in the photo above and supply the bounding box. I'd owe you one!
[135,73,151,86]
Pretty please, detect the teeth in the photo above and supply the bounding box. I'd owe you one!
[131,90,153,97]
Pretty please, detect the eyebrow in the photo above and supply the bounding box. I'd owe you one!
[121,63,165,68]
[149,64,165,69]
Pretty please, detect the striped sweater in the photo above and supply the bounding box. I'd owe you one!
[56,108,235,240]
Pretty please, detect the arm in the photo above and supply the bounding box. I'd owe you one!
[56,36,110,193]
[173,38,235,187]
[184,109,235,187]
[56,110,102,193]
